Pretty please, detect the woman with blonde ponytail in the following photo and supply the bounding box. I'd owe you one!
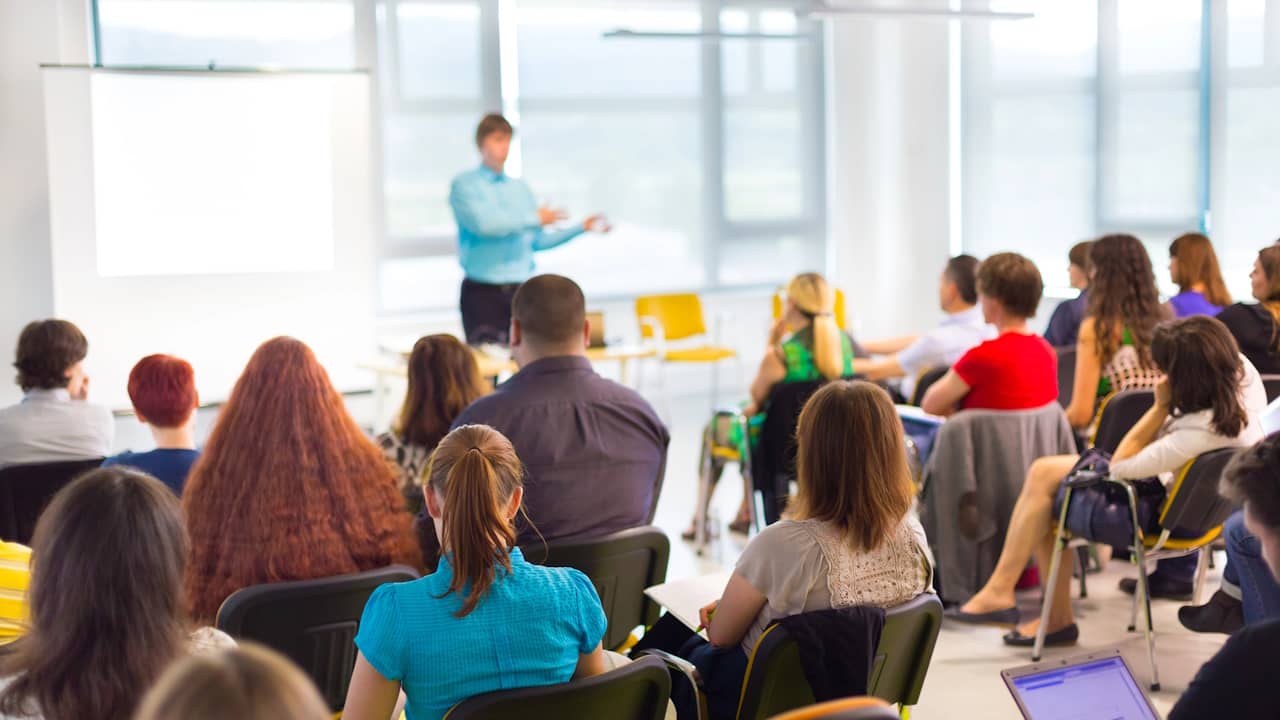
[683,272,860,538]
[342,425,608,720]
[1216,244,1280,374]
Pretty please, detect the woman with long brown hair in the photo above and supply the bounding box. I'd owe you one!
[1215,244,1280,374]
[638,381,932,720]
[1167,232,1233,318]
[183,337,420,623]
[0,467,233,720]
[342,425,608,720]
[377,334,488,514]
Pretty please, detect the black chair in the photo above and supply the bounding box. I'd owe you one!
[215,564,420,711]
[1055,346,1077,409]
[443,655,671,720]
[909,367,948,407]
[520,526,669,651]
[1089,389,1155,454]
[752,379,828,526]
[1260,374,1280,403]
[0,458,104,543]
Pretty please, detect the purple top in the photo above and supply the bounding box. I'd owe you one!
[451,355,669,546]
[1169,290,1224,318]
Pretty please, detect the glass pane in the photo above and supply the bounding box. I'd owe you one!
[379,256,464,312]
[381,112,484,238]
[1220,86,1280,298]
[393,3,482,100]
[515,2,701,98]
[1117,0,1202,75]
[760,10,798,93]
[719,235,823,286]
[97,0,355,68]
[722,108,803,221]
[1109,89,1200,222]
[988,0,1096,84]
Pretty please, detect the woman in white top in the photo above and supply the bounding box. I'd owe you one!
[0,467,233,720]
[636,381,932,720]
[950,316,1266,647]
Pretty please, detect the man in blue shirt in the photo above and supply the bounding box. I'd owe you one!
[450,114,610,345]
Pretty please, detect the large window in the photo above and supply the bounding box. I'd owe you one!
[963,0,1280,300]
[95,0,828,314]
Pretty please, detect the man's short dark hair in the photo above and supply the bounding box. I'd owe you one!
[944,255,980,305]
[475,113,514,148]
[976,252,1044,318]
[512,275,586,346]
[1222,435,1280,531]
[1068,240,1094,271]
[13,319,88,391]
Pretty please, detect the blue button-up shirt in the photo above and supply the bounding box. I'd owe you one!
[449,165,585,284]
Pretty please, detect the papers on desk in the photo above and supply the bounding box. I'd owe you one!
[645,571,732,634]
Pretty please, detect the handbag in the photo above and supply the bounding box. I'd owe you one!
[1053,448,1167,550]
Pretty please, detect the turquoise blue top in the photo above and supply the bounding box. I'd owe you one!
[449,165,585,284]
[354,547,606,720]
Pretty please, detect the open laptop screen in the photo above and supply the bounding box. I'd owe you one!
[1007,655,1158,720]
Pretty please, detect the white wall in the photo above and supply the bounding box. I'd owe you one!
[826,8,953,341]
[0,0,88,407]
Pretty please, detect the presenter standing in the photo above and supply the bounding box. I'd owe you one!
[449,113,610,346]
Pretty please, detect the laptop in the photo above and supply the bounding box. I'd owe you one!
[587,310,607,349]
[1002,650,1160,720]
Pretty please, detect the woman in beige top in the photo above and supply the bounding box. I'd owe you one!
[635,381,933,720]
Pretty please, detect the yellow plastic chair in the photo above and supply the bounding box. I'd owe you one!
[771,288,849,331]
[635,293,739,411]
[769,697,898,720]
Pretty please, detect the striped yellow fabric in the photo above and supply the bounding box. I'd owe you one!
[0,542,31,643]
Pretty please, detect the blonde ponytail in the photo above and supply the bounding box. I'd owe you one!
[786,273,845,380]
[426,425,523,617]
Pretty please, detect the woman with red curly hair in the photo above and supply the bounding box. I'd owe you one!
[182,337,421,623]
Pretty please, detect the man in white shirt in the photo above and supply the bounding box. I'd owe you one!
[853,255,994,402]
[0,320,113,468]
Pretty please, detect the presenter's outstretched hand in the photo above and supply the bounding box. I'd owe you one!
[538,206,568,226]
[583,214,613,233]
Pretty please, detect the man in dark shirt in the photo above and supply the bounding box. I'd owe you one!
[438,274,669,558]
[1169,434,1280,719]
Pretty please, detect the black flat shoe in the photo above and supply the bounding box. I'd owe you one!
[1178,590,1244,634]
[1003,623,1079,647]
[1118,576,1194,601]
[944,606,1020,626]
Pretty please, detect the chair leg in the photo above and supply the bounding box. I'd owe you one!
[710,361,720,411]
[1076,545,1089,599]
[1192,546,1210,606]
[694,430,715,555]
[1127,485,1160,692]
[1034,491,1074,662]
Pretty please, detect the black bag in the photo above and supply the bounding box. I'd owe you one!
[1053,448,1167,550]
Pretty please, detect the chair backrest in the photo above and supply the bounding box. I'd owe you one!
[0,458,105,543]
[753,379,830,525]
[737,594,944,720]
[215,565,420,711]
[772,289,849,331]
[635,294,707,341]
[1260,374,1280,403]
[443,655,671,720]
[910,367,948,407]
[1158,448,1239,538]
[1090,389,1155,454]
[1056,346,1077,409]
[768,697,899,720]
[519,526,669,650]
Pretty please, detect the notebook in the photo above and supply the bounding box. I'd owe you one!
[644,572,732,635]
[1002,649,1160,720]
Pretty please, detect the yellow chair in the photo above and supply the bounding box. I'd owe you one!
[769,697,898,720]
[771,288,849,331]
[634,293,739,410]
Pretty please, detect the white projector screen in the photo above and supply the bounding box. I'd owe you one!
[42,68,376,411]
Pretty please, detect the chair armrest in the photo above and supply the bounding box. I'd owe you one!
[638,316,667,353]
[633,649,705,720]
[1065,470,1106,489]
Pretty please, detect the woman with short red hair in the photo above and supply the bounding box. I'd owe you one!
[103,354,201,495]
[182,337,421,623]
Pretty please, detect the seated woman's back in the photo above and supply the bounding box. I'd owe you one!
[1217,246,1280,375]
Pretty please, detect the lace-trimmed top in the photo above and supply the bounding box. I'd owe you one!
[734,513,933,655]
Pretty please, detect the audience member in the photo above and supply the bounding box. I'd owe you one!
[376,334,488,514]
[949,317,1266,646]
[854,255,991,402]
[1060,234,1167,430]
[1169,433,1280,719]
[0,543,29,645]
[1043,241,1093,348]
[182,337,420,624]
[1216,244,1280,375]
[446,275,668,561]
[343,425,608,720]
[921,252,1056,415]
[101,354,200,496]
[687,272,859,538]
[635,381,933,720]
[0,319,112,468]
[0,467,234,720]
[136,644,330,720]
[1166,232,1231,318]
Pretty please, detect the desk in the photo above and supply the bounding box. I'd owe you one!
[586,344,656,386]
